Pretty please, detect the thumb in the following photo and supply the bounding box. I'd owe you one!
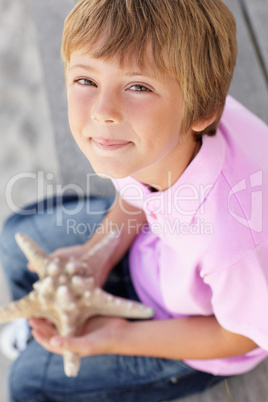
[27,262,37,272]
[50,336,92,356]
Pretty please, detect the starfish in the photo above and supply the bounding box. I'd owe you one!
[0,232,154,377]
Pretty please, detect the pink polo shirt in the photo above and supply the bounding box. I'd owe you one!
[111,96,268,376]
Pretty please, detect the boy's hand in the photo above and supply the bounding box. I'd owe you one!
[29,316,127,356]
[27,244,88,272]
[27,243,105,286]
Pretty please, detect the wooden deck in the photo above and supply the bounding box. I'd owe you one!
[0,0,267,401]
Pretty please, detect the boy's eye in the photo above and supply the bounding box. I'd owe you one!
[129,84,151,93]
[75,78,97,87]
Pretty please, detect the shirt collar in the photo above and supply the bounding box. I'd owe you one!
[112,130,225,223]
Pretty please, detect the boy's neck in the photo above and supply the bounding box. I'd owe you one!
[132,138,202,192]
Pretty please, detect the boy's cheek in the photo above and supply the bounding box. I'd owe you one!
[68,86,92,111]
[68,99,90,131]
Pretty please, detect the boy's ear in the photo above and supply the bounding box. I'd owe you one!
[191,113,218,132]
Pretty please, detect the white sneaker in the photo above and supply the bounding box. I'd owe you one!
[0,319,31,360]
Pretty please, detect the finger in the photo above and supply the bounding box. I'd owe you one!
[29,325,56,339]
[27,262,36,272]
[50,335,92,356]
[49,250,67,259]
[50,245,84,259]
[32,329,63,355]
[29,318,57,336]
[29,317,56,329]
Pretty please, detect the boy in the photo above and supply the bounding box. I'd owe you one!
[1,0,268,401]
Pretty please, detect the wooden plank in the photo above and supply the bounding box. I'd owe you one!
[30,0,115,197]
[223,0,268,124]
[173,381,230,402]
[243,0,268,80]
[228,359,268,402]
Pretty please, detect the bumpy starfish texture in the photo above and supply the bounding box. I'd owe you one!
[0,232,154,377]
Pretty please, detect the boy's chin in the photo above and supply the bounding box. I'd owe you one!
[92,168,129,181]
[83,151,135,180]
[86,157,134,180]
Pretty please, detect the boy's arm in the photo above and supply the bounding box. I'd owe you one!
[83,196,146,286]
[115,315,258,359]
[32,313,258,361]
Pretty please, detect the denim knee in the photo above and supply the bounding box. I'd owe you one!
[0,196,116,300]
[8,341,50,402]
[0,213,26,265]
[0,212,40,300]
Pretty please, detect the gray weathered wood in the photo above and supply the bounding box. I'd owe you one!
[228,358,268,402]
[243,0,268,80]
[30,0,115,197]
[173,381,230,402]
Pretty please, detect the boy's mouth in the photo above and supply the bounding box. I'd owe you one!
[91,137,132,151]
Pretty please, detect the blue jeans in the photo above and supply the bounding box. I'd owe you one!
[0,196,225,402]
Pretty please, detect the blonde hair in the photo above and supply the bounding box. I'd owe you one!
[62,0,237,138]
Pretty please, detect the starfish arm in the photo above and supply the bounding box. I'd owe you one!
[2,232,154,378]
[52,317,82,377]
[88,289,154,320]
[15,233,48,277]
[63,351,81,377]
[0,294,40,323]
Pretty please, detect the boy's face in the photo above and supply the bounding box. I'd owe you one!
[67,47,196,188]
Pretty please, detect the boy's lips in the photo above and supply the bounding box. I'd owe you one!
[91,137,132,151]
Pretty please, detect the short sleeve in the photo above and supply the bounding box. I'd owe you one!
[203,241,268,351]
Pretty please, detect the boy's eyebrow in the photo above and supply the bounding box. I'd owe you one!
[69,64,155,79]
[68,64,96,73]
[125,71,154,78]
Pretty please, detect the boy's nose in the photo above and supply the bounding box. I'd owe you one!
[91,92,123,124]
[92,115,118,124]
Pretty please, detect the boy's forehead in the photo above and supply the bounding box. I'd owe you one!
[68,44,170,81]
